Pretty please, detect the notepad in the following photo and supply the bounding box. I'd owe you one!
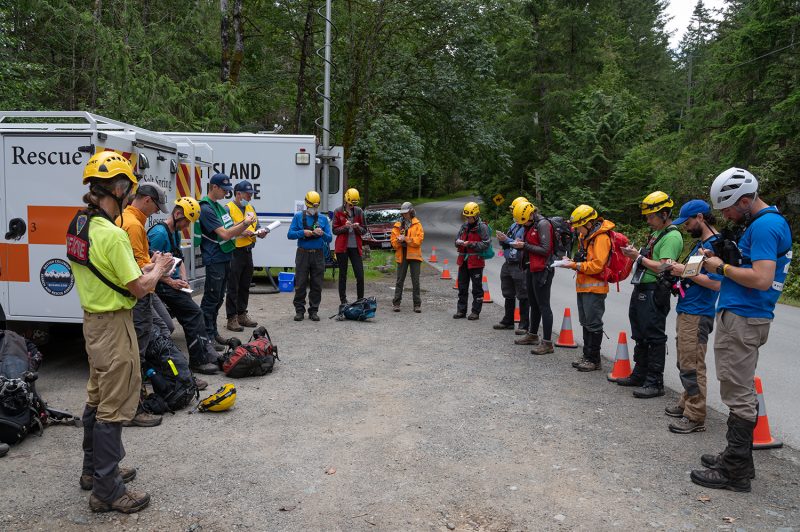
[681,255,705,278]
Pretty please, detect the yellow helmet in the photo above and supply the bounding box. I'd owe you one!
[305,190,321,208]
[82,151,137,186]
[462,202,480,217]
[513,201,534,224]
[344,188,360,205]
[198,384,236,412]
[509,196,528,212]
[175,197,201,223]
[569,204,598,228]
[640,191,674,215]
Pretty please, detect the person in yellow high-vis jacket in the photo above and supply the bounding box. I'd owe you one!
[225,180,268,332]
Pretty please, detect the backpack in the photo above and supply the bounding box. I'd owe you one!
[222,327,279,378]
[332,297,378,321]
[479,223,495,259]
[594,230,634,289]
[0,331,47,444]
[142,334,199,414]
[66,210,133,298]
[545,216,574,258]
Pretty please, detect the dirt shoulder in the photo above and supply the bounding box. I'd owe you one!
[1,264,798,531]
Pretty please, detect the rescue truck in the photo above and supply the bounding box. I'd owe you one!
[0,112,185,324]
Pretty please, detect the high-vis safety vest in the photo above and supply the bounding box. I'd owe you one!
[195,196,236,254]
[227,201,258,248]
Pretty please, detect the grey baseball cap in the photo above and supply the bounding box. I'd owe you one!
[399,201,413,214]
[138,182,169,214]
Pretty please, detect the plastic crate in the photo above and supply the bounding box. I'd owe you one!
[278,272,295,292]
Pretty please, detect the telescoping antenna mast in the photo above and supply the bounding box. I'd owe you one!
[316,0,333,213]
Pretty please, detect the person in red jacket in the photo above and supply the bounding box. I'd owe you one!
[454,202,491,320]
[512,202,556,355]
[331,188,367,304]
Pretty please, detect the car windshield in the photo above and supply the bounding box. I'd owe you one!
[365,210,401,224]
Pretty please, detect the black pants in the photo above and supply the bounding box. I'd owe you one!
[527,269,554,340]
[336,247,364,303]
[294,248,325,313]
[131,294,153,363]
[226,247,254,318]
[500,261,528,327]
[82,405,126,503]
[394,258,421,307]
[156,282,216,366]
[629,284,670,386]
[200,261,230,338]
[457,264,484,315]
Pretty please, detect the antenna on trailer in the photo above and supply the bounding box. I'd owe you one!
[315,0,334,213]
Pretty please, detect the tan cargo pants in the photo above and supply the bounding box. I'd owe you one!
[675,313,714,422]
[83,309,141,423]
[714,310,771,422]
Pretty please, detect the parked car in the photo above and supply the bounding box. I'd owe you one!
[363,204,401,249]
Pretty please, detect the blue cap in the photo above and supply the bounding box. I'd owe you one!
[674,199,711,225]
[210,173,233,191]
[234,180,254,194]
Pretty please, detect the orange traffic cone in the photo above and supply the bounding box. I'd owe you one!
[428,246,438,263]
[752,376,783,449]
[554,308,578,348]
[453,278,459,290]
[513,304,520,323]
[607,332,632,382]
[440,259,452,280]
[481,276,493,303]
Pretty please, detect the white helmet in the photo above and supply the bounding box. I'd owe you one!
[710,167,759,209]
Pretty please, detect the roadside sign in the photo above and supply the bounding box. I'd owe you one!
[492,194,504,206]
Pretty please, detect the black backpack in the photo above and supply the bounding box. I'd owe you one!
[141,333,199,415]
[545,216,574,258]
[331,297,378,321]
[0,331,46,445]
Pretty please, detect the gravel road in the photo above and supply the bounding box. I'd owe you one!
[1,264,798,531]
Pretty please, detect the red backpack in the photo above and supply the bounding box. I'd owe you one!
[222,327,279,378]
[593,230,633,290]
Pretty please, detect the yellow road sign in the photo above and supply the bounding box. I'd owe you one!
[492,194,505,207]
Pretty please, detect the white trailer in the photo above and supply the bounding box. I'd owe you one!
[0,112,182,323]
[164,132,344,269]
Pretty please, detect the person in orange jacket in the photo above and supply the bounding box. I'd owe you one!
[557,205,614,372]
[390,202,425,312]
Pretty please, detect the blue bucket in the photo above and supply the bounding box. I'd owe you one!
[278,272,295,292]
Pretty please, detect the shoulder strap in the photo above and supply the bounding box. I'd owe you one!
[87,262,134,298]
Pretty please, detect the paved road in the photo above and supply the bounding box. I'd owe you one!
[416,197,800,449]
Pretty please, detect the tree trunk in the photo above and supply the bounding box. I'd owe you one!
[90,0,102,109]
[229,0,244,84]
[293,0,316,134]
[220,0,231,82]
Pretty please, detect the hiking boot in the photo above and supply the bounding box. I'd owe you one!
[215,334,231,345]
[615,375,645,387]
[664,405,684,418]
[309,312,320,322]
[576,360,601,372]
[393,304,401,312]
[669,417,706,434]
[294,312,304,321]
[700,453,756,479]
[89,489,151,513]
[413,306,421,313]
[467,312,480,320]
[515,328,528,336]
[0,443,9,457]
[493,322,514,330]
[237,313,258,328]
[226,317,244,332]
[190,363,219,375]
[690,468,750,493]
[122,412,162,428]
[195,378,209,391]
[531,340,554,355]
[453,312,466,319]
[571,356,588,368]
[514,333,540,346]
[80,466,137,490]
[632,385,665,399]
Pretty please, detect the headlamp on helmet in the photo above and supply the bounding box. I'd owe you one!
[640,191,674,215]
[305,190,321,208]
[462,202,480,217]
[570,205,598,228]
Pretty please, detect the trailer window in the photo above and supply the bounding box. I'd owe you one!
[318,165,340,194]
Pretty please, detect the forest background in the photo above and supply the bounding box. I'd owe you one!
[1,0,798,296]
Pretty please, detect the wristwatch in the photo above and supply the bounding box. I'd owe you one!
[636,255,644,266]
[716,263,726,276]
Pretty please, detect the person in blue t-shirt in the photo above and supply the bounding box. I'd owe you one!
[287,190,332,321]
[690,168,792,493]
[665,200,722,435]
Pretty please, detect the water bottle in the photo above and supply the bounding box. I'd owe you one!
[145,368,170,396]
